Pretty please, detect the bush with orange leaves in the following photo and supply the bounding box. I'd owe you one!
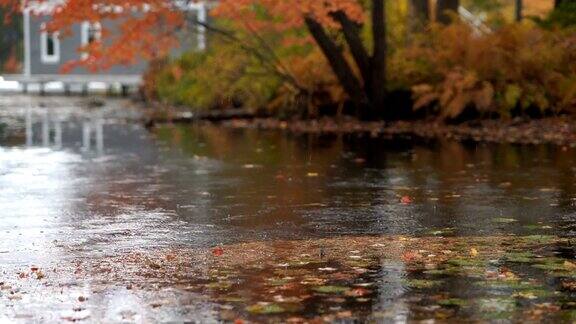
[143,39,346,118]
[395,22,576,120]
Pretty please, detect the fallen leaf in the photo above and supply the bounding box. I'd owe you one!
[400,196,413,204]
[212,246,224,257]
[402,251,422,262]
[564,261,576,270]
[246,303,285,314]
[337,311,352,318]
[492,218,518,224]
[313,285,349,294]
[345,288,371,297]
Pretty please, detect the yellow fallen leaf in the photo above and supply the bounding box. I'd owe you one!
[513,292,537,299]
[564,261,576,270]
[470,248,479,257]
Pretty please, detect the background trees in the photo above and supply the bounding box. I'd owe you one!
[213,0,389,117]
[2,0,573,121]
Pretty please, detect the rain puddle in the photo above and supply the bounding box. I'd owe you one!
[0,96,575,322]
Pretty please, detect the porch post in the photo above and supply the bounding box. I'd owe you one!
[23,7,31,77]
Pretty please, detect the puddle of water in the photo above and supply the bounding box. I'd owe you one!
[0,96,575,322]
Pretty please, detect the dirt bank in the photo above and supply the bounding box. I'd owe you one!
[144,106,576,146]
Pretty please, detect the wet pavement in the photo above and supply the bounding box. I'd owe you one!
[0,95,575,322]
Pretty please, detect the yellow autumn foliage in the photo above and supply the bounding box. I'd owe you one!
[397,22,576,119]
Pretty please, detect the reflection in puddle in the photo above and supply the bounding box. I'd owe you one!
[0,96,576,321]
[24,109,104,154]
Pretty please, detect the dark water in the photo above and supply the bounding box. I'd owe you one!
[1,96,575,322]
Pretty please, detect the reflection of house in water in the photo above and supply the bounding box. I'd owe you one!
[81,119,104,153]
[25,109,104,153]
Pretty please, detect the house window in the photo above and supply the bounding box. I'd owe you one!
[81,22,102,59]
[40,23,60,64]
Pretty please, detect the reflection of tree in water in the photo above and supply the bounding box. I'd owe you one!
[153,125,347,236]
[153,125,576,239]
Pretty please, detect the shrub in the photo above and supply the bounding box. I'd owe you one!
[143,42,282,111]
[143,24,345,117]
[402,22,576,120]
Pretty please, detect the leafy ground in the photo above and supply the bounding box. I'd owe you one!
[143,107,576,146]
[1,235,575,322]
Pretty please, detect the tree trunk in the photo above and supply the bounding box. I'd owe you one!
[304,2,388,119]
[410,0,430,31]
[304,16,369,111]
[368,0,387,117]
[515,0,523,21]
[436,0,459,24]
[331,11,371,85]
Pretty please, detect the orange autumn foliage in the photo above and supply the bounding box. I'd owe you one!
[212,0,365,30]
[402,22,576,119]
[0,0,367,72]
[0,0,186,71]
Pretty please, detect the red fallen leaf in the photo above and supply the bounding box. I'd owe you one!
[345,287,371,297]
[400,196,413,204]
[561,280,576,291]
[165,253,176,262]
[78,296,87,302]
[275,174,286,181]
[30,266,39,272]
[401,251,422,262]
[212,246,224,257]
[279,282,299,290]
[234,320,245,324]
[337,311,353,318]
[353,158,366,164]
[331,272,354,281]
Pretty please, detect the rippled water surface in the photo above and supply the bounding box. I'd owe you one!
[1,96,575,322]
